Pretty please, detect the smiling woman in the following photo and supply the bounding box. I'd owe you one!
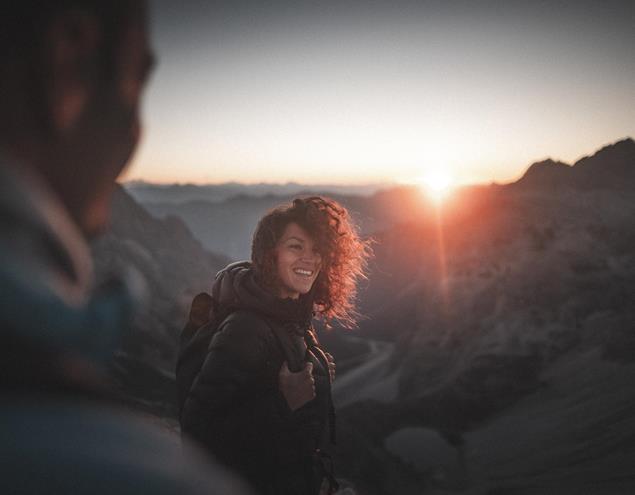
[275,223,323,299]
[252,196,372,326]
[179,196,372,495]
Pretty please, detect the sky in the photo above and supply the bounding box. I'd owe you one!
[124,0,635,186]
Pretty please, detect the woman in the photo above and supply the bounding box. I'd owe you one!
[180,196,370,495]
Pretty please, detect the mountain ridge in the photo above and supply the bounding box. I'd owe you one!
[102,138,635,493]
[514,137,634,189]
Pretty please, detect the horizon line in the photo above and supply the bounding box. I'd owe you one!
[122,136,633,189]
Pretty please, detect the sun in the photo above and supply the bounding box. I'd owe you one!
[418,170,454,202]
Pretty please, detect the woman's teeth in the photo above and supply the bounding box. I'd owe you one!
[293,268,313,277]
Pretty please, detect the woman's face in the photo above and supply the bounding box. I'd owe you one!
[274,222,322,299]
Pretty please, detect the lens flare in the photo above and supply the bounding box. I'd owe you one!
[419,171,454,202]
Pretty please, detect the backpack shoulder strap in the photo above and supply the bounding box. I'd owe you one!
[238,312,306,373]
[179,292,214,350]
[304,327,337,446]
[176,293,228,421]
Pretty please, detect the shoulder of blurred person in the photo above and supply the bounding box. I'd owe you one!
[0,2,252,493]
[0,155,252,494]
[0,395,251,494]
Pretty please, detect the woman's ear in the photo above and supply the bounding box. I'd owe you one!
[44,10,101,134]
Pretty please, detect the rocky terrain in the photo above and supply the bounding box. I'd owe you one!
[98,138,635,493]
[134,181,432,260]
[329,138,635,494]
[91,186,229,418]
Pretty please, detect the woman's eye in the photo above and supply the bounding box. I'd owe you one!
[289,244,302,250]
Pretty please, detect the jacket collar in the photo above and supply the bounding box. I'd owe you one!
[212,261,314,325]
[0,151,93,306]
[0,151,135,363]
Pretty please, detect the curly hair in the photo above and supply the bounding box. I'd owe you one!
[251,196,372,328]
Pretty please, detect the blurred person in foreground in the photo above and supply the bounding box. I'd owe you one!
[178,197,372,494]
[0,2,250,493]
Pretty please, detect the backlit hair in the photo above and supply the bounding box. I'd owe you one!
[251,196,371,328]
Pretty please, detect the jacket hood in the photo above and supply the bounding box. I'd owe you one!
[211,261,314,325]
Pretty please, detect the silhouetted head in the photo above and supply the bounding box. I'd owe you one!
[251,196,372,327]
[0,1,155,236]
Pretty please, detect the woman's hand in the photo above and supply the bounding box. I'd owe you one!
[278,361,315,411]
[325,352,336,383]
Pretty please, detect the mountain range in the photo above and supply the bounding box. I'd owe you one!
[125,180,385,204]
[129,138,635,262]
[513,138,634,190]
[330,138,635,494]
[95,138,635,492]
[91,186,229,417]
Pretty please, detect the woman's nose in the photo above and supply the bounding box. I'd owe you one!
[302,250,320,264]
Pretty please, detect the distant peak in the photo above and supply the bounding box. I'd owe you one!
[513,158,571,188]
[589,136,634,156]
[609,137,635,151]
[528,158,570,169]
[522,158,570,176]
[573,137,635,168]
[616,137,634,145]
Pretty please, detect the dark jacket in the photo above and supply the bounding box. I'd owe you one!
[180,262,336,495]
[0,159,251,495]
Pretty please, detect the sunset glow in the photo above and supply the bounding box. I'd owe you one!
[418,171,454,202]
[123,2,635,186]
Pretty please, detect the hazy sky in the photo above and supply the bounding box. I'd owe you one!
[124,0,635,186]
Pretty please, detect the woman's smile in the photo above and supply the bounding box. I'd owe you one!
[293,268,315,277]
[275,222,322,299]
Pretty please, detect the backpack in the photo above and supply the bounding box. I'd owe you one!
[175,292,230,421]
[176,292,337,446]
[175,291,301,420]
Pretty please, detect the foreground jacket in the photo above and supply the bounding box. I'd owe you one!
[180,262,335,495]
[0,156,251,494]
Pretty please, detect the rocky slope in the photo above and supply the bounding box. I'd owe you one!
[330,138,635,494]
[513,137,635,191]
[139,186,432,260]
[91,186,229,416]
[95,138,635,493]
